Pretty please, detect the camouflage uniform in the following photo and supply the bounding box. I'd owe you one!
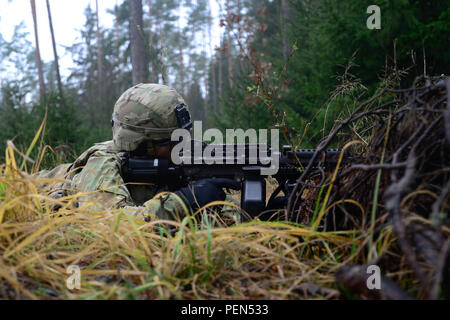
[36,84,240,223]
[36,140,188,221]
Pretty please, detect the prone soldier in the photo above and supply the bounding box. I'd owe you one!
[36,83,242,223]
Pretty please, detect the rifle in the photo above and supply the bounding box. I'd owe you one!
[120,144,339,220]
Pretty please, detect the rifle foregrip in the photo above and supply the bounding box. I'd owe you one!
[241,178,266,221]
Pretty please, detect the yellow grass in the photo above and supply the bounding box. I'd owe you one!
[0,141,372,299]
[0,114,424,300]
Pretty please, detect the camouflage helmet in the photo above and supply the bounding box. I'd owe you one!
[112,83,191,151]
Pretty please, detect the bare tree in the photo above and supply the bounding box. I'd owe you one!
[146,0,155,82]
[226,0,233,90]
[129,0,148,85]
[46,0,63,98]
[202,30,209,118]
[114,0,120,57]
[217,1,223,99]
[95,0,104,110]
[30,0,46,100]
[237,0,241,42]
[178,32,185,95]
[208,0,217,110]
[186,25,195,91]
[177,2,185,95]
[281,0,290,62]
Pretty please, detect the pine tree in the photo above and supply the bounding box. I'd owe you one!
[207,0,217,111]
[129,0,148,84]
[30,0,46,100]
[46,0,63,99]
[95,0,104,111]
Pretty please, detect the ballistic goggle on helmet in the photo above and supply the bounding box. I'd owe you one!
[111,83,192,151]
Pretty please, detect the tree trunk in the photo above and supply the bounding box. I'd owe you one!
[178,33,185,95]
[159,26,168,85]
[218,2,223,100]
[218,41,223,100]
[202,30,209,119]
[281,0,290,62]
[114,2,120,65]
[226,0,233,90]
[237,0,241,43]
[46,0,63,99]
[30,0,46,101]
[95,0,104,111]
[187,27,195,91]
[178,3,185,95]
[147,0,155,83]
[129,0,148,85]
[208,0,217,111]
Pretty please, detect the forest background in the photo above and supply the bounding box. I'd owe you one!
[0,0,449,164]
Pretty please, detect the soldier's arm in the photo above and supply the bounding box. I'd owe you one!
[71,151,134,210]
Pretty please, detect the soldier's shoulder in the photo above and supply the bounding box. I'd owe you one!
[78,140,122,158]
[90,140,121,154]
[71,140,123,171]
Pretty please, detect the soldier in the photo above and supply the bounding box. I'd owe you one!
[36,83,241,223]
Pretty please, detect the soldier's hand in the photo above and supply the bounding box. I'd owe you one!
[175,178,241,211]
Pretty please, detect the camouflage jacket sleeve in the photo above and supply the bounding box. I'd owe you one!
[36,141,236,222]
[68,154,187,221]
[69,141,189,220]
[70,146,133,209]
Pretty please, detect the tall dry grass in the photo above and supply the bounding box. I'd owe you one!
[0,119,365,300]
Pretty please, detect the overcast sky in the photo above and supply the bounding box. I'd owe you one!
[0,0,119,76]
[0,0,221,77]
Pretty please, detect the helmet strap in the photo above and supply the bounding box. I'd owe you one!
[174,103,192,130]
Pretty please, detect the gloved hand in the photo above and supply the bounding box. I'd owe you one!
[175,178,241,211]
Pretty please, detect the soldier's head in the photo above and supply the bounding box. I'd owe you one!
[111,83,191,158]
